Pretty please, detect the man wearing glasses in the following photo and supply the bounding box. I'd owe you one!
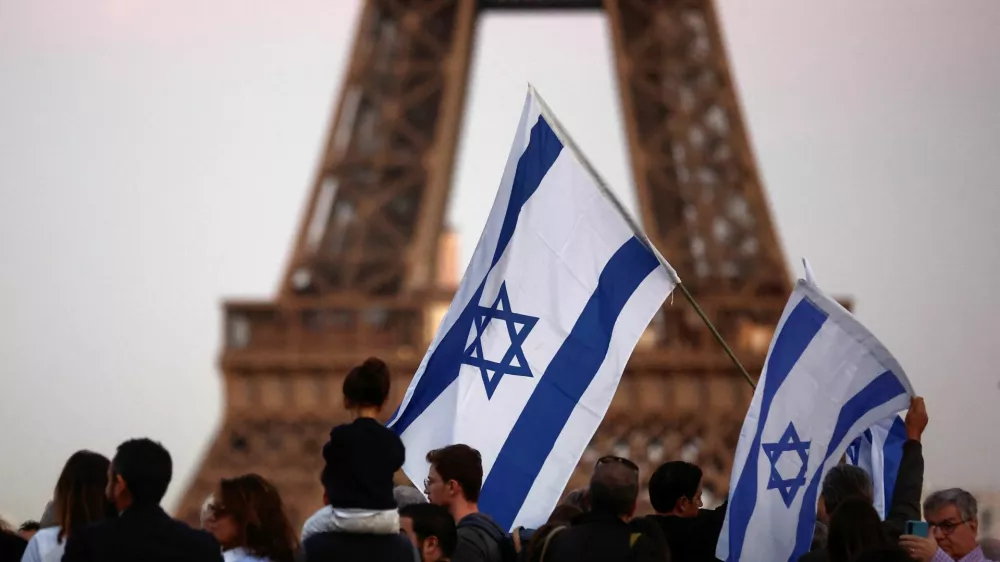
[900,489,996,562]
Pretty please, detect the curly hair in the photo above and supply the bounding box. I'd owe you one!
[213,474,298,562]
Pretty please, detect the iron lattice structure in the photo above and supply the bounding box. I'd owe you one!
[178,0,801,528]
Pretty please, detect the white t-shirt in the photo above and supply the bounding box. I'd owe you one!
[21,526,65,562]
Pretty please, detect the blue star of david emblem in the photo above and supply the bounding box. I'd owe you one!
[762,422,811,508]
[461,282,539,399]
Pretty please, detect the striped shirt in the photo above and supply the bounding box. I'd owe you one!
[931,546,997,562]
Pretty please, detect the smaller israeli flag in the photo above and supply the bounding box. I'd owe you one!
[716,276,915,562]
[845,415,907,520]
[388,86,677,531]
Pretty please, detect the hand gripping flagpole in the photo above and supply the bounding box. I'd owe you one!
[529,84,757,389]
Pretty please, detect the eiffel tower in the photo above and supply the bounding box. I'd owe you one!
[177,0,794,528]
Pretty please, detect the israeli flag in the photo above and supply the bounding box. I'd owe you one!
[845,415,907,519]
[387,86,677,530]
[716,277,914,562]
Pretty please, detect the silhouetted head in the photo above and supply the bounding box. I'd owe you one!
[107,438,172,511]
[53,450,114,540]
[649,461,704,517]
[343,357,391,413]
[399,503,457,562]
[826,497,889,562]
[588,456,639,519]
[820,464,873,522]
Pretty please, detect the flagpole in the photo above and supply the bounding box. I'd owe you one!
[528,83,757,390]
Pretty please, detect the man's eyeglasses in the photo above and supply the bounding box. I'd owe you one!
[928,519,970,536]
[595,455,639,472]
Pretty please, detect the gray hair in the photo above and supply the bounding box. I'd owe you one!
[924,488,978,521]
[200,494,215,528]
[394,486,427,510]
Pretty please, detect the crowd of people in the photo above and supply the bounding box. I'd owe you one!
[1,358,995,562]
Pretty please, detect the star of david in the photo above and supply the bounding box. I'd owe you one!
[762,422,812,508]
[461,282,539,399]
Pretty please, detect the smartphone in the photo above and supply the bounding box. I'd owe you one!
[906,520,929,537]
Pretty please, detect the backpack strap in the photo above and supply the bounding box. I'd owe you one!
[629,532,642,548]
[539,525,567,562]
[512,527,522,553]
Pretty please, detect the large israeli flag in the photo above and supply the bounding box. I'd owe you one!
[845,415,907,520]
[387,86,677,531]
[716,278,914,562]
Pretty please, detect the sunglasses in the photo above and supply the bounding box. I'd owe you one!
[596,455,639,472]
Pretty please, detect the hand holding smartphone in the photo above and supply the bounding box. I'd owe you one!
[905,520,929,537]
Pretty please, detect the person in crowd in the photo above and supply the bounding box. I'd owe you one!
[540,456,669,562]
[22,450,115,562]
[801,396,929,561]
[38,502,55,529]
[299,358,415,561]
[899,488,997,562]
[561,489,589,513]
[18,521,40,541]
[399,503,457,562]
[395,486,428,510]
[825,498,891,562]
[525,504,583,562]
[1,518,28,560]
[205,474,298,562]
[644,460,726,562]
[423,444,508,562]
[62,438,223,562]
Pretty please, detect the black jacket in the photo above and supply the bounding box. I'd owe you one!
[799,440,924,562]
[0,531,27,561]
[299,531,417,562]
[645,501,727,562]
[453,513,506,562]
[61,503,222,562]
[542,511,670,562]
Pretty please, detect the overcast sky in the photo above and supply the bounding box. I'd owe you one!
[1,0,999,522]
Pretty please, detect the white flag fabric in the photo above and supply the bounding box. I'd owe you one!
[387,86,677,531]
[716,279,914,562]
[845,414,908,520]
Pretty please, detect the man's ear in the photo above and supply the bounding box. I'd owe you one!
[426,536,439,553]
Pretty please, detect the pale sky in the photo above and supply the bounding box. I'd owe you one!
[1,1,999,522]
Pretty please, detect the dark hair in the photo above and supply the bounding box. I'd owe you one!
[343,357,392,409]
[53,450,114,540]
[822,464,873,516]
[399,503,457,557]
[588,461,639,517]
[18,521,40,533]
[563,488,589,512]
[426,445,483,503]
[526,504,584,561]
[212,474,298,562]
[112,438,172,505]
[826,497,889,562]
[648,461,703,513]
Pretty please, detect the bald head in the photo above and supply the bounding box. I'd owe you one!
[589,460,639,518]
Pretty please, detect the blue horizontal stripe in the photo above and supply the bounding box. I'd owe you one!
[479,236,660,530]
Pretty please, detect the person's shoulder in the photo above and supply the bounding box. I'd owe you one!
[165,518,221,553]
